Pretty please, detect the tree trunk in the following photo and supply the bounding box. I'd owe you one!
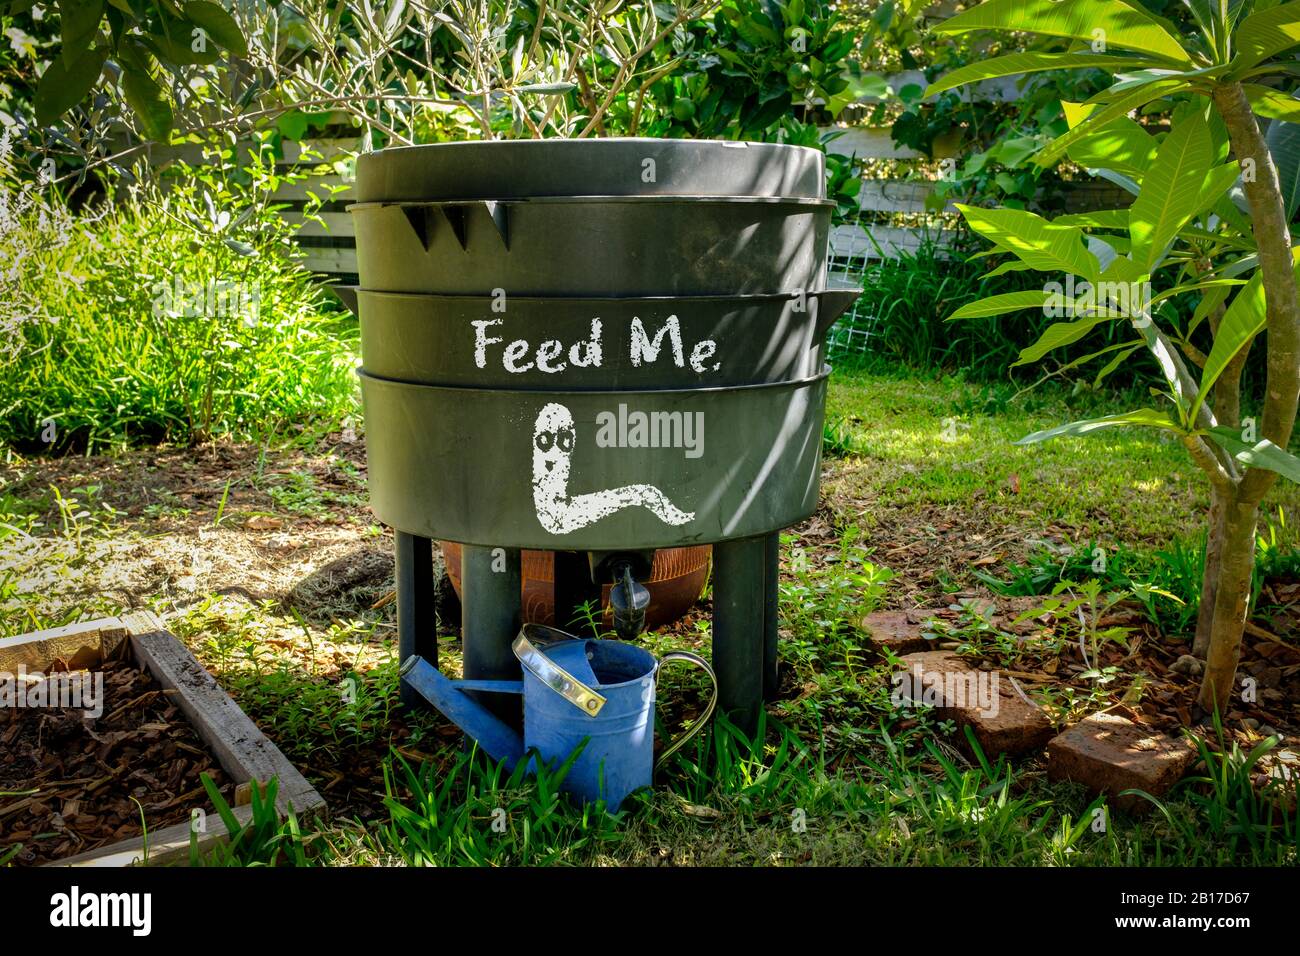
[1194,338,1243,659]
[1195,82,1300,711]
[1198,497,1259,714]
[1192,486,1227,657]
[1212,83,1300,504]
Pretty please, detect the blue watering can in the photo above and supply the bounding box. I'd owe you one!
[400,623,717,811]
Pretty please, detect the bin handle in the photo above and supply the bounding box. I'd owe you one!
[653,651,719,773]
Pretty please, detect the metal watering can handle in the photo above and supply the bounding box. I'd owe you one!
[512,625,608,717]
[653,651,719,773]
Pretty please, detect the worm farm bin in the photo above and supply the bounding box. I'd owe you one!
[346,138,858,730]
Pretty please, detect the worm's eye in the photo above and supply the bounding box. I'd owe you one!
[557,427,574,453]
[535,432,554,452]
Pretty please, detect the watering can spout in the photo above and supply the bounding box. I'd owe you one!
[399,656,525,767]
[814,284,862,337]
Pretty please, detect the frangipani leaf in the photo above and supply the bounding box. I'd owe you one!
[956,204,1101,280]
[1265,117,1300,219]
[1061,108,1159,178]
[1013,315,1121,365]
[1206,428,1300,482]
[1016,408,1182,445]
[925,51,1153,97]
[1232,1,1300,73]
[947,291,1054,319]
[1244,84,1300,121]
[1054,209,1131,230]
[934,0,1194,65]
[1197,250,1300,406]
[1190,162,1242,219]
[1036,78,1189,167]
[1129,113,1213,272]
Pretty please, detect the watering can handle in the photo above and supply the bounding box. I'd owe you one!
[653,651,719,773]
[512,626,608,717]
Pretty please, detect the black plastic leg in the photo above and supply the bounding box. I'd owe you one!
[461,544,523,721]
[762,530,781,701]
[395,531,435,709]
[712,535,766,735]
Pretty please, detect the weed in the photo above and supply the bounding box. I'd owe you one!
[192,775,312,867]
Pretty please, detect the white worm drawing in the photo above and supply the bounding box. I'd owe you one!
[532,402,695,534]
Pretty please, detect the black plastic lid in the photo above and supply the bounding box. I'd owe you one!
[354,138,825,203]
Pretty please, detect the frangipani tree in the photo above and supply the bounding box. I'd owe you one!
[928,0,1300,713]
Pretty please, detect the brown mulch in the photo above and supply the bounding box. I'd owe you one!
[0,650,234,865]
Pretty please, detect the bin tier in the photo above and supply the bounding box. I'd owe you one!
[359,368,829,552]
[354,139,826,203]
[354,287,860,389]
[350,197,831,296]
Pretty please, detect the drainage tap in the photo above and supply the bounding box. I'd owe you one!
[609,565,650,641]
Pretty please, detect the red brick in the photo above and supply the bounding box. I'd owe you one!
[892,650,1055,756]
[861,610,938,655]
[1047,711,1196,811]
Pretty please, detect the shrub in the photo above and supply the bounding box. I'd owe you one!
[0,138,358,451]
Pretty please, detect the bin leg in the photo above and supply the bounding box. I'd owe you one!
[712,535,766,735]
[461,544,523,722]
[763,530,781,702]
[395,531,436,710]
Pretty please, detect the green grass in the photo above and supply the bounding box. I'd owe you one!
[823,364,1300,548]
[185,712,1297,867]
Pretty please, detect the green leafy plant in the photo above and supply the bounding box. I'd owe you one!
[378,744,624,866]
[893,67,1112,211]
[779,525,893,674]
[831,235,1091,377]
[0,135,358,449]
[2,0,247,139]
[634,0,859,138]
[1130,716,1297,852]
[192,774,312,867]
[822,416,864,456]
[667,709,815,805]
[933,0,1300,714]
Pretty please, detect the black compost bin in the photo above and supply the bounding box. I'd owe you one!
[346,138,859,731]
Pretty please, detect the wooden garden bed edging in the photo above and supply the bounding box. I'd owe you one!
[0,612,325,866]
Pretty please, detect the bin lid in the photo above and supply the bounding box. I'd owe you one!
[354,138,825,203]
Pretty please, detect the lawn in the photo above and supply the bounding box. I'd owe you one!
[3,363,1296,866]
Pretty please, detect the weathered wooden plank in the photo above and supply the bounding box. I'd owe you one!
[823,126,920,160]
[7,612,324,867]
[58,806,257,867]
[121,611,324,817]
[299,246,359,275]
[0,617,127,672]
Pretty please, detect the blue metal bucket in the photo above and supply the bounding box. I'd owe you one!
[400,624,717,811]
